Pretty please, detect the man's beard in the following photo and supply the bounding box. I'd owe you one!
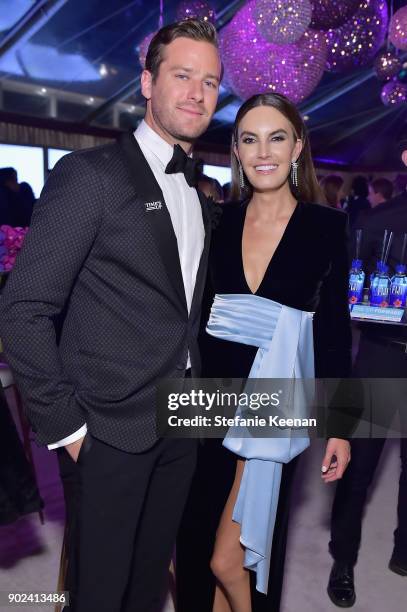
[153,104,209,144]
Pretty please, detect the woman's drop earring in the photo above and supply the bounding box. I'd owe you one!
[291,160,299,187]
[239,162,246,189]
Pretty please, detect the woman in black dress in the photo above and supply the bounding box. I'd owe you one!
[177,93,352,612]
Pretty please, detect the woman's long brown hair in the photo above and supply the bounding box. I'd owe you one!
[230,93,324,204]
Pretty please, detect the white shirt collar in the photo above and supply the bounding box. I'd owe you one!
[134,120,175,169]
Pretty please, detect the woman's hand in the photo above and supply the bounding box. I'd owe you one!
[321,438,351,483]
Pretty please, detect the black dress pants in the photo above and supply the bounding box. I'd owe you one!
[58,435,197,612]
[176,438,299,612]
[329,437,407,564]
[329,334,407,565]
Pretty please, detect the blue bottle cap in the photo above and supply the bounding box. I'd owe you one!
[395,264,406,274]
[376,261,389,274]
[351,259,363,270]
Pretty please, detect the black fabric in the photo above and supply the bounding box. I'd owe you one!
[177,199,352,611]
[201,200,352,380]
[330,193,407,566]
[0,133,212,452]
[165,143,201,187]
[176,442,299,612]
[347,195,371,228]
[59,436,197,612]
[330,437,407,565]
[330,337,407,565]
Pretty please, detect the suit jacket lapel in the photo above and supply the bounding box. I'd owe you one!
[119,132,187,312]
[191,189,212,316]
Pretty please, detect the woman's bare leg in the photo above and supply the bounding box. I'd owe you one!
[212,583,232,612]
[211,459,251,612]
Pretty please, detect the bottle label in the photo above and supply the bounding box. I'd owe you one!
[348,277,364,304]
[369,276,390,307]
[390,276,407,308]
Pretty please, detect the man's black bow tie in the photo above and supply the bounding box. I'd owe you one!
[165,144,201,188]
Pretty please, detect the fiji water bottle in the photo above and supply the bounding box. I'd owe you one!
[390,265,407,308]
[369,262,391,307]
[348,259,365,305]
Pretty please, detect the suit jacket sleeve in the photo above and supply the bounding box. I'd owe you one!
[313,212,352,378]
[313,212,362,439]
[0,152,103,445]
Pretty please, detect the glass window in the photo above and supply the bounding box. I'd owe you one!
[48,148,72,171]
[203,164,231,186]
[0,143,44,198]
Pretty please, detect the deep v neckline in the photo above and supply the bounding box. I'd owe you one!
[240,201,299,295]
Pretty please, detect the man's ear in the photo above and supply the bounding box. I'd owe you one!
[402,150,407,168]
[141,69,153,101]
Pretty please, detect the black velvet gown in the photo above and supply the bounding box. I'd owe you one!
[176,200,352,611]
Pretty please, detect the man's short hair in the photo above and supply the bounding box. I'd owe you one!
[371,178,394,201]
[0,167,17,185]
[145,19,219,81]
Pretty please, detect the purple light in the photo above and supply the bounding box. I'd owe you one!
[325,0,389,73]
[314,157,349,166]
[374,51,402,82]
[389,6,407,51]
[255,0,312,45]
[381,80,407,107]
[310,0,360,30]
[220,0,327,103]
[176,0,216,23]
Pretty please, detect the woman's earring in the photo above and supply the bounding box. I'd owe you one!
[291,160,299,187]
[239,162,246,189]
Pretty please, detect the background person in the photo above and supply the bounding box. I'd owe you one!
[368,177,394,208]
[321,174,344,209]
[327,128,407,609]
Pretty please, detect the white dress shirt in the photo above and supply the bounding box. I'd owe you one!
[48,120,204,449]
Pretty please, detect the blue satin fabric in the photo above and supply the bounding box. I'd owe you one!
[206,293,315,593]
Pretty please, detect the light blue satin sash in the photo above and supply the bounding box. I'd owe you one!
[206,293,315,594]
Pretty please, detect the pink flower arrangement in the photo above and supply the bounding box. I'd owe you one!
[0,225,29,272]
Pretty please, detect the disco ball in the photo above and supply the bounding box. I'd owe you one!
[137,31,156,68]
[220,2,275,100]
[220,0,327,103]
[388,6,407,51]
[254,0,312,45]
[310,0,360,30]
[176,0,216,23]
[381,80,407,107]
[325,0,389,73]
[397,65,407,84]
[374,51,402,82]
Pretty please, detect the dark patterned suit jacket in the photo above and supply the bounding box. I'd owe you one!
[0,133,212,452]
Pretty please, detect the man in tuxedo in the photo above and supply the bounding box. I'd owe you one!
[327,130,407,607]
[367,177,394,209]
[0,19,221,612]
